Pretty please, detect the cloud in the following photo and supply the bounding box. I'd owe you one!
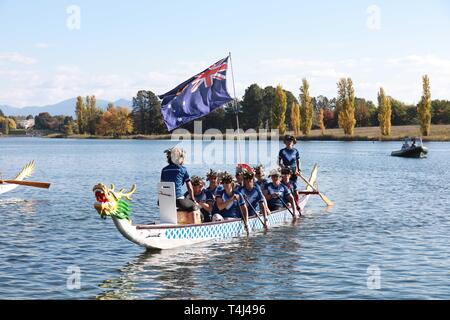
[1,55,450,107]
[35,43,50,49]
[0,52,37,65]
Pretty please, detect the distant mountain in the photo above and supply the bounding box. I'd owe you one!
[0,98,133,117]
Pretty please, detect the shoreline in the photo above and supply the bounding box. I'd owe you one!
[2,125,450,142]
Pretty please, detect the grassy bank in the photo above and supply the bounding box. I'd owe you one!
[44,125,450,141]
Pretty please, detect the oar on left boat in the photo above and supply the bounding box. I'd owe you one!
[1,180,51,189]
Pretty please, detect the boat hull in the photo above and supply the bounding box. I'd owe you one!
[110,165,319,250]
[0,183,19,195]
[391,146,428,158]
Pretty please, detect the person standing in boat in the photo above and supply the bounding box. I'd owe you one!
[161,147,199,212]
[184,176,213,222]
[264,168,298,215]
[213,172,249,223]
[278,135,301,182]
[238,170,269,223]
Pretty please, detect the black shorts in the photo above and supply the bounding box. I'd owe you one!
[176,198,199,212]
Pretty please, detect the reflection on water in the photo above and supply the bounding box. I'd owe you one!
[95,227,303,300]
[0,198,40,215]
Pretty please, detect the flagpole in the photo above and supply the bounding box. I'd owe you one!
[228,52,243,164]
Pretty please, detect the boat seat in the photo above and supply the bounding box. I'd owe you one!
[157,182,178,224]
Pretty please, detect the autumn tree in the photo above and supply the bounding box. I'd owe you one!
[318,108,325,135]
[273,85,287,134]
[75,96,86,134]
[337,78,356,135]
[300,78,313,135]
[417,75,432,136]
[377,87,392,136]
[96,105,133,137]
[290,102,301,136]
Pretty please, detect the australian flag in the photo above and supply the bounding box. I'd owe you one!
[159,56,233,131]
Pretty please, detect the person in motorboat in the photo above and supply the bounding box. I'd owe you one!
[411,138,417,148]
[160,147,199,212]
[213,172,249,222]
[264,168,298,215]
[184,176,213,222]
[402,139,410,150]
[238,170,269,222]
[279,135,301,183]
[280,167,300,211]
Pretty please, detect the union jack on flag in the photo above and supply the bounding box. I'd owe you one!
[190,59,228,93]
[159,56,233,131]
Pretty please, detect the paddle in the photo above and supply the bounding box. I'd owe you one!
[242,195,268,230]
[275,193,297,219]
[236,198,250,236]
[2,180,51,189]
[297,173,333,207]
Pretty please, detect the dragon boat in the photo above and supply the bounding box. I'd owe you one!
[0,161,35,195]
[93,165,319,250]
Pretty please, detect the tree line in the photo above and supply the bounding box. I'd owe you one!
[1,75,449,137]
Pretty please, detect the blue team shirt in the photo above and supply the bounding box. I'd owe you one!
[281,180,298,203]
[238,186,264,216]
[206,185,223,216]
[161,164,190,199]
[215,189,245,219]
[279,148,300,171]
[256,178,270,191]
[184,188,212,221]
[265,182,292,209]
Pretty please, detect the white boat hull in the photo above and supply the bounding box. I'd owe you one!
[111,165,319,250]
[0,183,19,195]
[0,161,35,195]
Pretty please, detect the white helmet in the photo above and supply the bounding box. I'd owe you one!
[165,147,186,165]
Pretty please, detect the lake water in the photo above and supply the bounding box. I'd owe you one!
[0,137,449,299]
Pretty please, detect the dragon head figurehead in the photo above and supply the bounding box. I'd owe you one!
[93,183,136,219]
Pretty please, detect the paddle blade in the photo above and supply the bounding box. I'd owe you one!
[14,160,35,181]
[319,192,334,207]
[4,180,51,189]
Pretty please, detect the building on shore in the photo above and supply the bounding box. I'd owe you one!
[16,119,35,130]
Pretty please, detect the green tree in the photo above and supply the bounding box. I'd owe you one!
[273,85,287,134]
[131,90,165,134]
[261,86,277,129]
[241,84,264,129]
[300,78,313,135]
[337,78,356,135]
[417,75,432,136]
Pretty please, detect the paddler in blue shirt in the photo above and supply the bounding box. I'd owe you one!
[184,176,212,222]
[160,147,199,212]
[238,170,269,225]
[278,135,301,182]
[213,172,249,223]
[264,168,298,216]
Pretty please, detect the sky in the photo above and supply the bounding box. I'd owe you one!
[0,0,449,107]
